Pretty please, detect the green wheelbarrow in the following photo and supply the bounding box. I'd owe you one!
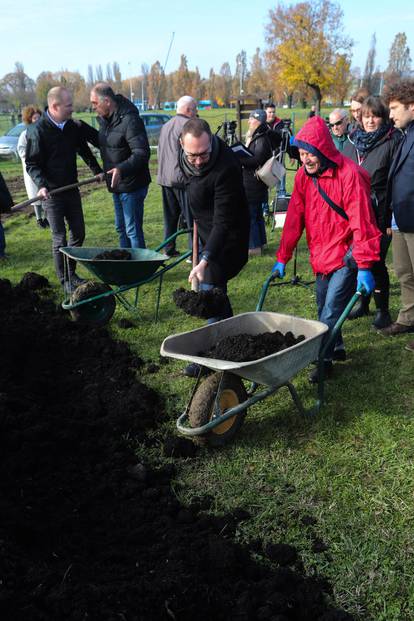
[160,272,366,447]
[60,230,192,325]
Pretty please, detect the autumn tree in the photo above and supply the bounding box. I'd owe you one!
[362,33,377,92]
[234,50,248,95]
[0,62,35,110]
[216,62,233,106]
[147,61,164,108]
[386,32,411,83]
[265,0,352,112]
[35,71,56,108]
[328,54,353,104]
[246,48,270,97]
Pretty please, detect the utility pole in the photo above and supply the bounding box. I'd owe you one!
[128,62,134,102]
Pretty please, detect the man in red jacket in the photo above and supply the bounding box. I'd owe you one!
[272,116,381,382]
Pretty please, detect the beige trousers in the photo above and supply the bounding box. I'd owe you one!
[392,230,414,326]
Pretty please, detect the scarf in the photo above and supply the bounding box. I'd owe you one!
[179,135,221,178]
[350,123,391,154]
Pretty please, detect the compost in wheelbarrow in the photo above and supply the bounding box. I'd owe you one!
[161,311,328,388]
[60,246,169,286]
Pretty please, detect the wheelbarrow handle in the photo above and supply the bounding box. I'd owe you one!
[10,175,103,213]
[255,271,278,312]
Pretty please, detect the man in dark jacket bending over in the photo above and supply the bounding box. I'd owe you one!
[179,118,250,376]
[90,83,151,248]
[26,86,103,290]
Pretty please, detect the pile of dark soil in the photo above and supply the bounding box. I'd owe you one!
[0,275,353,621]
[204,330,306,362]
[94,249,132,261]
[173,286,229,319]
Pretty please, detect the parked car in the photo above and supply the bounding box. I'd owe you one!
[0,123,26,159]
[140,113,171,144]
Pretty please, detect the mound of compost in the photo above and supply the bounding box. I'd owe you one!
[203,330,306,362]
[0,276,352,621]
[94,249,132,261]
[173,286,229,319]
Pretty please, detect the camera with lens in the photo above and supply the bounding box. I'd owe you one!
[221,120,237,145]
[281,118,292,131]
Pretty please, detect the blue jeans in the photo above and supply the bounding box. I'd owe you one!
[0,219,5,256]
[113,186,148,249]
[248,201,267,249]
[315,266,356,361]
[200,282,233,324]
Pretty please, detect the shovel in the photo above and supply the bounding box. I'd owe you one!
[10,175,103,213]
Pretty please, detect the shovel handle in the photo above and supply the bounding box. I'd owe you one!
[191,222,199,292]
[11,175,102,213]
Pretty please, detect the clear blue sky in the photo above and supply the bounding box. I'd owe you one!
[1,0,412,81]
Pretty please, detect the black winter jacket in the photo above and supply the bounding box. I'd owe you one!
[239,124,281,202]
[0,173,13,213]
[25,113,102,191]
[343,128,402,232]
[93,95,151,193]
[182,138,249,284]
[386,121,414,232]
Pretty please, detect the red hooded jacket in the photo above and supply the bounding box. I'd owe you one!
[277,116,381,274]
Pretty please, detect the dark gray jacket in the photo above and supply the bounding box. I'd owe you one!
[157,113,189,188]
[386,121,414,232]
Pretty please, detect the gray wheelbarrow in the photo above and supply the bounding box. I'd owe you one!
[160,272,366,446]
[60,230,192,325]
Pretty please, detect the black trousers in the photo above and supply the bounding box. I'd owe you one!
[372,233,392,309]
[44,190,84,282]
[161,186,193,252]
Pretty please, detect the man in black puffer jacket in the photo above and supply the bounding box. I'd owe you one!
[26,86,103,288]
[89,83,151,249]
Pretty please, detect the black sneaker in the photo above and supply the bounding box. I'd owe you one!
[70,274,87,287]
[308,361,333,384]
[36,219,47,229]
[372,310,392,330]
[42,218,50,228]
[165,249,180,257]
[332,349,346,362]
[183,362,201,378]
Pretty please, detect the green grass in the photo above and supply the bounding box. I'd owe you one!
[2,140,414,621]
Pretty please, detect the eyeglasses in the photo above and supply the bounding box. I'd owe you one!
[329,119,346,128]
[183,147,212,163]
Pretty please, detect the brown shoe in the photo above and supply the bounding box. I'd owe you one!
[405,341,414,352]
[378,322,414,336]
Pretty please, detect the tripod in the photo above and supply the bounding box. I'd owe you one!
[271,246,314,290]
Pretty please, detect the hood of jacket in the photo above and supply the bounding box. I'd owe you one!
[294,116,343,167]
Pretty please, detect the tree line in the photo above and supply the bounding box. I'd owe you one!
[0,1,411,113]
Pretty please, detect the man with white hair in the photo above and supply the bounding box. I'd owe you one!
[157,95,197,256]
[328,108,349,152]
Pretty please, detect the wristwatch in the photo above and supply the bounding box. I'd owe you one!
[200,252,210,263]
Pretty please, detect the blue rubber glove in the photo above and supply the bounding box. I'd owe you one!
[272,261,286,278]
[357,269,375,295]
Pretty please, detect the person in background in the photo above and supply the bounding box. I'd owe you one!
[17,105,48,228]
[25,86,103,292]
[157,95,196,257]
[308,104,316,118]
[379,79,414,350]
[238,109,281,256]
[343,95,402,329]
[349,87,370,132]
[328,108,349,152]
[265,103,284,133]
[179,118,249,377]
[272,116,381,382]
[90,82,151,249]
[0,172,13,259]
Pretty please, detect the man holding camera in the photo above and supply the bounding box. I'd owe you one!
[273,116,381,382]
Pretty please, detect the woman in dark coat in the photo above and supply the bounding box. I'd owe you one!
[239,109,281,256]
[344,95,402,328]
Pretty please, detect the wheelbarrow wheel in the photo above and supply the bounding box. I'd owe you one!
[70,281,116,326]
[188,372,247,447]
